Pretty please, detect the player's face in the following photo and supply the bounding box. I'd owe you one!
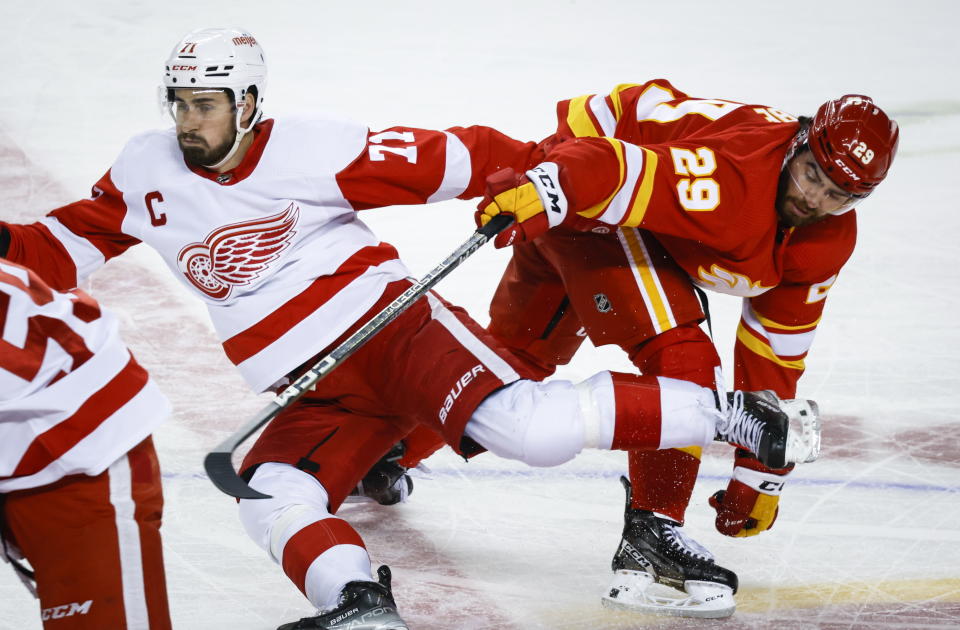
[173,89,238,167]
[776,150,860,228]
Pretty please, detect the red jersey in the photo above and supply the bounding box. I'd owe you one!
[544,80,858,396]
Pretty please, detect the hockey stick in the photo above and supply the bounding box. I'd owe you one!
[203,214,514,500]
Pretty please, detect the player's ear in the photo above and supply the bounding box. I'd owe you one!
[240,91,257,126]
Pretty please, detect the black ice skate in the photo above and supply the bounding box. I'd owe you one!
[346,443,413,506]
[277,565,409,630]
[601,477,737,618]
[715,390,821,469]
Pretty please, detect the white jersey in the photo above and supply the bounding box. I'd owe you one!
[0,259,170,492]
[2,115,537,391]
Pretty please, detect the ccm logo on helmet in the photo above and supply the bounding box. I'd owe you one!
[232,36,258,47]
[833,158,861,181]
[171,65,197,71]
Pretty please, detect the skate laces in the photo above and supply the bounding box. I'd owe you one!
[662,521,714,562]
[717,391,763,453]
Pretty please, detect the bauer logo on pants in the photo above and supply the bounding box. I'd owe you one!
[439,365,485,423]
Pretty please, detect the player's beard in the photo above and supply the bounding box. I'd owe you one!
[774,169,798,227]
[774,168,822,228]
[178,132,236,168]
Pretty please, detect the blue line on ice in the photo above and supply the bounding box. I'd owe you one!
[166,469,959,494]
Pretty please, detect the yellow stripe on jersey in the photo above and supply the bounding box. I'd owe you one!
[578,138,626,219]
[736,323,805,370]
[609,83,642,121]
[566,94,602,138]
[619,229,675,333]
[754,311,822,332]
[675,445,703,459]
[621,148,659,227]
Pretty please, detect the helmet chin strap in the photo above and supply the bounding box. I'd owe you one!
[204,104,254,170]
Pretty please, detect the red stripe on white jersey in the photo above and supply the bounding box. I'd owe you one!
[222,242,399,365]
[9,355,148,478]
[337,127,456,210]
[49,169,140,260]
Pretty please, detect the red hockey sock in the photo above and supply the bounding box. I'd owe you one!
[281,517,366,599]
[628,448,701,523]
[626,322,719,522]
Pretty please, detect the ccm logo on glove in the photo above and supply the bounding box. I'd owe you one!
[475,163,568,248]
[529,163,567,217]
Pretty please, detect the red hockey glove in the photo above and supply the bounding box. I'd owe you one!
[709,449,793,538]
[475,164,568,248]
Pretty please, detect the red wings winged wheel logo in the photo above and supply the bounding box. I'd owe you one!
[177,203,300,300]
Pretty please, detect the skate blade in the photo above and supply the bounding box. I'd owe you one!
[782,399,821,464]
[601,570,735,619]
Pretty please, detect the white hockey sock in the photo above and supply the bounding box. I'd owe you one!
[238,463,371,609]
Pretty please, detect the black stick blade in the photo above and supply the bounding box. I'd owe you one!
[203,451,272,500]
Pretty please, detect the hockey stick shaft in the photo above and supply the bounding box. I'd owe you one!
[204,214,514,499]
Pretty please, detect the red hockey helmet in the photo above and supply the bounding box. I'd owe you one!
[808,95,899,197]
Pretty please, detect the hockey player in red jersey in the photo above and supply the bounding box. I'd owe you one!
[0,259,172,629]
[476,80,899,617]
[0,31,823,629]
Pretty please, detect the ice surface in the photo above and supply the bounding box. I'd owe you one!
[2,1,959,628]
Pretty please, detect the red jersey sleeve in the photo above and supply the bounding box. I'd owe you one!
[545,78,798,246]
[734,213,858,397]
[1,221,77,290]
[537,119,792,246]
[2,169,139,291]
[336,125,538,211]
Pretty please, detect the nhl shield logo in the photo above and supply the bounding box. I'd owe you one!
[594,293,613,313]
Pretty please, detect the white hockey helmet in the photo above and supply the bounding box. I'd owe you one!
[162,27,267,132]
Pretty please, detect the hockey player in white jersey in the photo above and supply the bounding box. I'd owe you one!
[0,28,822,629]
[0,259,173,629]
